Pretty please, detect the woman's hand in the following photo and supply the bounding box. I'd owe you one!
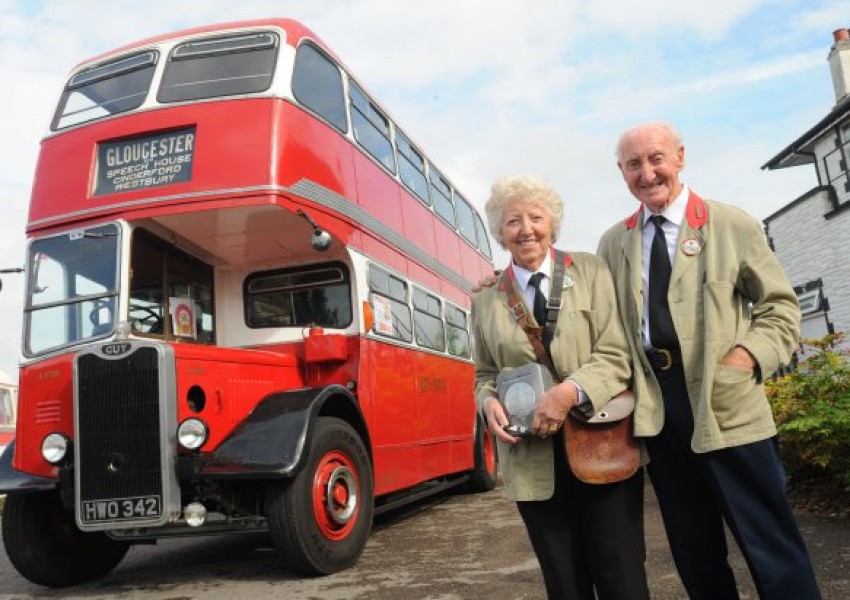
[531,381,578,438]
[483,397,521,444]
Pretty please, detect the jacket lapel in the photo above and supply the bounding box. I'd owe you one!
[620,209,645,334]
[670,191,709,288]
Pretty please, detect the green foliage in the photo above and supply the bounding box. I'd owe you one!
[766,332,850,489]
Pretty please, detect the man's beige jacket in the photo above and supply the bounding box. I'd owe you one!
[596,191,800,453]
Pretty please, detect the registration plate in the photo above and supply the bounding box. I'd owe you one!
[81,495,161,523]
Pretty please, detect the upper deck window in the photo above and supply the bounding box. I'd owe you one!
[429,169,456,227]
[51,51,157,130]
[474,213,493,259]
[158,32,278,103]
[349,82,396,173]
[396,131,430,205]
[455,194,478,247]
[292,43,347,132]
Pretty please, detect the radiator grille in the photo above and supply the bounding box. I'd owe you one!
[77,347,162,505]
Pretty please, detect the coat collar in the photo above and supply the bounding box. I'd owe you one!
[498,248,573,292]
[618,190,708,321]
[623,190,709,230]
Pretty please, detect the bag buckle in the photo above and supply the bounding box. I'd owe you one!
[508,302,527,321]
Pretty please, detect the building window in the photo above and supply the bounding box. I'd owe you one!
[824,129,850,204]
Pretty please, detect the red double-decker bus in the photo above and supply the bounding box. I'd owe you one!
[0,18,497,587]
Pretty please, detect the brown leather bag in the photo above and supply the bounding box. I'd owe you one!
[500,252,639,485]
[562,390,639,484]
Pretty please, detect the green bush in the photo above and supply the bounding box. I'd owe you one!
[766,332,850,490]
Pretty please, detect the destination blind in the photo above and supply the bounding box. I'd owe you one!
[94,127,196,196]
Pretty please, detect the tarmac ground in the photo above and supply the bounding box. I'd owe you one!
[0,479,847,599]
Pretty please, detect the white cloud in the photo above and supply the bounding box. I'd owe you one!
[578,0,777,40]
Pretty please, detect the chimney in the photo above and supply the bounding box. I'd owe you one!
[828,29,850,103]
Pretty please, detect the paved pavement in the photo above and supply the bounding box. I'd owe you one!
[0,481,847,598]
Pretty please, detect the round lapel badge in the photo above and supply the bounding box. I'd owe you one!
[680,238,702,256]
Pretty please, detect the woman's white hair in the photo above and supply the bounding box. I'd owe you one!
[484,174,564,248]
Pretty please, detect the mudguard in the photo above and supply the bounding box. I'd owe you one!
[0,441,57,494]
[199,385,362,479]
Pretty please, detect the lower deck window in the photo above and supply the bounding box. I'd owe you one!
[245,263,352,328]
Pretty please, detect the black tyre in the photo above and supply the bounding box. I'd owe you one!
[2,491,130,587]
[465,416,498,493]
[265,417,374,575]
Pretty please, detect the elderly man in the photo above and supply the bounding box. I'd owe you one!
[596,122,821,599]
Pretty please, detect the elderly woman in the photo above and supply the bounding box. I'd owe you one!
[472,174,649,600]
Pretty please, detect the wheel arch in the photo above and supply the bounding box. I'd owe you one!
[315,390,372,465]
[200,384,368,479]
[0,441,58,495]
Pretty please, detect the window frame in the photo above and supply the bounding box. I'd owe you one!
[157,31,279,104]
[291,41,348,133]
[367,264,412,342]
[412,287,445,351]
[51,50,158,131]
[244,261,353,329]
[348,81,397,173]
[429,168,456,227]
[444,303,471,358]
[396,129,430,205]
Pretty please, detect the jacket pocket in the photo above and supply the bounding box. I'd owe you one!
[710,364,770,432]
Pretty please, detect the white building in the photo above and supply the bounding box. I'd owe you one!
[763,28,850,341]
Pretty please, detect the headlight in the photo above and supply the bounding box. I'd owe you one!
[41,433,70,464]
[177,418,208,450]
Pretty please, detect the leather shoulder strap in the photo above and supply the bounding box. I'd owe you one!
[543,250,567,345]
[500,266,563,383]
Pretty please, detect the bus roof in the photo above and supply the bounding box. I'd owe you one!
[71,18,334,72]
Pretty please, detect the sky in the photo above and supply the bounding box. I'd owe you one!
[0,0,846,380]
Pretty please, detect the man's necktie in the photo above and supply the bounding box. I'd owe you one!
[648,215,678,348]
[528,272,547,326]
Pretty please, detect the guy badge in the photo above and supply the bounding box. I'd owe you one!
[680,238,702,256]
[562,274,575,289]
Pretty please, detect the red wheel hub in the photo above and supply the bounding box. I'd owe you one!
[312,450,360,540]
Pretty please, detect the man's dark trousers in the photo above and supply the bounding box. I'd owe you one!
[644,361,822,600]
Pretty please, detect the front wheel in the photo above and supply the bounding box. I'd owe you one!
[2,491,130,587]
[265,417,374,575]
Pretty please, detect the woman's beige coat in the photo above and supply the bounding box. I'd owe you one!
[472,251,632,501]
